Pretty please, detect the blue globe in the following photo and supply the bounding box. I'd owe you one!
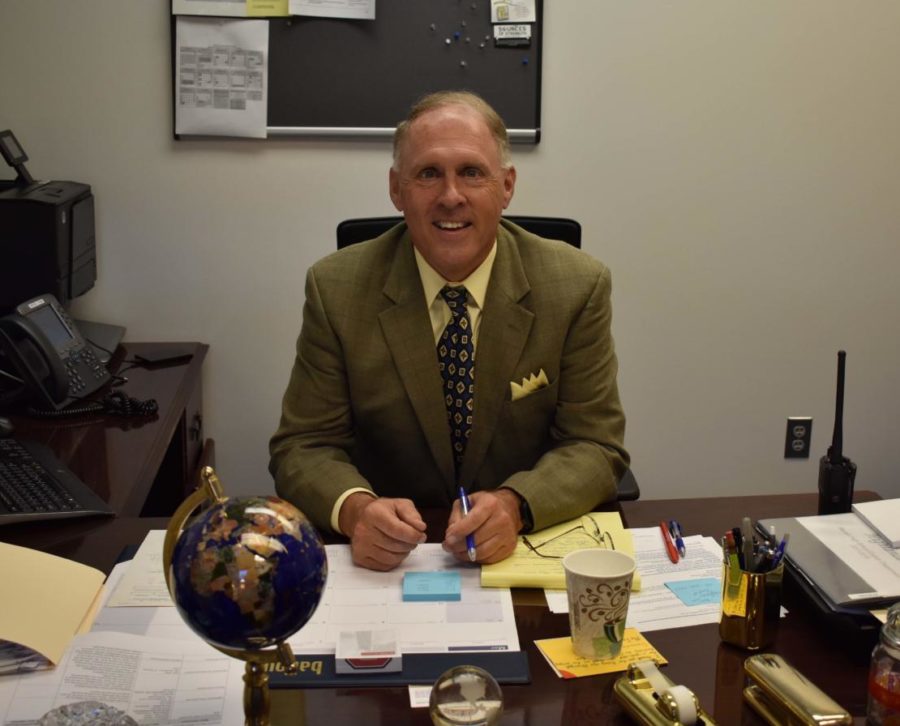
[169,495,327,651]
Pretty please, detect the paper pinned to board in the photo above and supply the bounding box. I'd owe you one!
[173,0,249,16]
[289,0,375,20]
[172,0,289,17]
[175,16,269,138]
[491,0,535,24]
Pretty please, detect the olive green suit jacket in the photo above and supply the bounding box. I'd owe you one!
[269,220,628,533]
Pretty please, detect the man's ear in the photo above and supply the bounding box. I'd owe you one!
[501,166,517,209]
[389,168,403,211]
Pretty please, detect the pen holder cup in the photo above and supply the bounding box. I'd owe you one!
[719,562,783,651]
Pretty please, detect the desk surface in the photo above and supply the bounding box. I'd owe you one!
[0,491,878,725]
[7,342,208,515]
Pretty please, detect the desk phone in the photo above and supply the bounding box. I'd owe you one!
[0,293,111,410]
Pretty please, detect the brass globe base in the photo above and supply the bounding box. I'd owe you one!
[238,641,300,726]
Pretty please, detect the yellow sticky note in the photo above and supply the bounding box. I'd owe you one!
[535,629,667,679]
[247,0,288,16]
[721,574,748,618]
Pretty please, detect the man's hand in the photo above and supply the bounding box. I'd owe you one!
[339,493,427,571]
[442,489,523,564]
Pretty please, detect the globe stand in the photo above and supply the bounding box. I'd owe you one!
[163,467,301,726]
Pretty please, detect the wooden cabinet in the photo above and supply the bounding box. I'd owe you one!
[9,342,211,516]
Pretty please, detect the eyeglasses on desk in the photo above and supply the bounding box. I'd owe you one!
[522,515,616,559]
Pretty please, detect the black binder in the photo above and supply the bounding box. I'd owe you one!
[758,516,900,609]
[756,516,892,647]
[268,650,530,689]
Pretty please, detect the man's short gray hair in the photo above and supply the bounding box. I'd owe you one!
[392,90,512,170]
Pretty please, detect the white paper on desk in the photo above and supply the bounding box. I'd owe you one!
[290,0,375,20]
[797,513,900,599]
[100,561,129,608]
[92,544,520,656]
[106,530,172,607]
[545,532,724,632]
[176,17,268,138]
[0,631,243,726]
[289,544,520,654]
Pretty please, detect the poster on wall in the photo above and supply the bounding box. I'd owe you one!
[175,17,269,138]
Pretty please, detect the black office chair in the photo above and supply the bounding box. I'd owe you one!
[334,215,640,502]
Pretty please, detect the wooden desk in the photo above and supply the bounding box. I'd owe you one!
[7,342,209,516]
[0,492,877,725]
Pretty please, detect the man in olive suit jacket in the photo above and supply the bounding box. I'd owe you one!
[270,91,628,571]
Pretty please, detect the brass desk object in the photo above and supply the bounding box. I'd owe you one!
[614,660,717,725]
[162,467,300,726]
[743,653,852,726]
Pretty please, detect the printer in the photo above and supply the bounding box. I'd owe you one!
[0,130,97,314]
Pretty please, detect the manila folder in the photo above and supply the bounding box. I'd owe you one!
[0,542,105,665]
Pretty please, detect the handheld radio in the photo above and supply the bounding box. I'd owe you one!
[817,350,857,514]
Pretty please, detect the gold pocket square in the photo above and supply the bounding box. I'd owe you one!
[510,368,550,401]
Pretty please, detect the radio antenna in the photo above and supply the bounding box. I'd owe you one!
[818,350,856,514]
[827,351,846,464]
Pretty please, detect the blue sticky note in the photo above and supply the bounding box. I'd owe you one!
[402,571,461,602]
[665,578,721,607]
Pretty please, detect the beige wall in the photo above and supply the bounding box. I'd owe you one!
[2,1,898,499]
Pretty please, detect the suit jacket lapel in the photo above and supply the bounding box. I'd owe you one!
[459,228,533,488]
[378,232,457,493]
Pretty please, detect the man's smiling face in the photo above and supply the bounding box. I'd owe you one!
[389,104,516,282]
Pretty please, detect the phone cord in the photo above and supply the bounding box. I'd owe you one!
[26,390,159,418]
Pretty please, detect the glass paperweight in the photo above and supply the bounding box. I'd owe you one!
[429,665,504,726]
[38,701,137,726]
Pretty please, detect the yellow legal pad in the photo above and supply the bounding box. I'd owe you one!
[480,511,641,590]
[535,629,667,679]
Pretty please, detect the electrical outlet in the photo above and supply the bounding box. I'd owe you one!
[785,417,813,458]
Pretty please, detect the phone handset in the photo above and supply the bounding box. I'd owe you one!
[0,294,111,410]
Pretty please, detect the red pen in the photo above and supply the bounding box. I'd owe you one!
[660,520,680,563]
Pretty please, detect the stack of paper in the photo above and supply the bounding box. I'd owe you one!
[852,499,900,548]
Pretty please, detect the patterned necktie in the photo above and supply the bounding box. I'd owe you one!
[437,285,475,474]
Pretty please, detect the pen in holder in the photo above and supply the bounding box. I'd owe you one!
[719,559,783,651]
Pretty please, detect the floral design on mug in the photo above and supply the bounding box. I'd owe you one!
[577,580,631,627]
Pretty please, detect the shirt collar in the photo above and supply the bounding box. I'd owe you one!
[414,242,497,310]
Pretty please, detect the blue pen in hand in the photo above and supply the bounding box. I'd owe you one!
[458,486,477,562]
[669,519,686,558]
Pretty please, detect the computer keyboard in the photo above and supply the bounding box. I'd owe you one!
[0,437,114,525]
